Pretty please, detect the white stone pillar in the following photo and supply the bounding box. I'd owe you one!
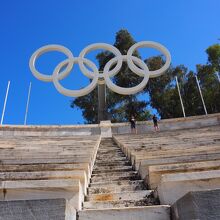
[100,120,112,137]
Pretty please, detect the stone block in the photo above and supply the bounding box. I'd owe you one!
[1,179,83,211]
[0,179,80,201]
[100,121,112,137]
[0,198,76,220]
[86,190,153,202]
[78,205,170,220]
[0,170,88,194]
[158,170,220,205]
[172,189,220,220]
[145,160,220,189]
[136,152,220,170]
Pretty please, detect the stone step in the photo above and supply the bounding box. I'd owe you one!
[91,171,137,179]
[94,161,131,167]
[99,140,116,144]
[91,170,137,178]
[97,149,121,153]
[98,147,119,150]
[0,179,80,201]
[98,149,120,152]
[93,164,132,170]
[95,156,127,161]
[95,160,128,165]
[147,160,220,189]
[0,170,86,181]
[100,138,115,141]
[95,156,127,164]
[0,163,89,172]
[78,205,171,220]
[158,169,220,205]
[99,144,118,147]
[89,179,144,188]
[99,143,118,146]
[88,182,146,194]
[83,197,158,209]
[85,190,153,202]
[92,166,133,174]
[95,160,128,164]
[1,157,93,165]
[97,147,121,151]
[96,152,124,157]
[92,168,134,176]
[91,174,140,183]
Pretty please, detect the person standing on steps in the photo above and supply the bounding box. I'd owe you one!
[130,115,137,134]
[152,114,159,132]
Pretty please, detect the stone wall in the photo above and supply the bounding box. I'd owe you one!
[0,124,101,136]
[112,113,220,134]
[0,113,219,137]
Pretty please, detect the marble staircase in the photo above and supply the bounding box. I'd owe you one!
[78,138,170,220]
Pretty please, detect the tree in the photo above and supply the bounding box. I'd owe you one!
[196,64,220,114]
[145,43,220,118]
[182,71,204,116]
[71,89,98,124]
[71,31,220,123]
[144,56,186,119]
[71,29,151,123]
[206,44,220,72]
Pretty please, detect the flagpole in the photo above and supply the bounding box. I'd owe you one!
[175,76,186,117]
[195,75,208,115]
[24,82,32,125]
[217,72,220,83]
[1,81,11,125]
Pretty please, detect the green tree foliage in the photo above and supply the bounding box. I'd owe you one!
[206,44,220,72]
[71,89,98,124]
[145,60,220,118]
[71,29,151,123]
[196,64,220,114]
[145,42,220,118]
[71,29,220,122]
[144,57,185,118]
[182,71,204,116]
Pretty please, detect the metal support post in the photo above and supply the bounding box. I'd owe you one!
[175,76,186,117]
[24,82,32,125]
[1,81,10,125]
[217,72,220,83]
[195,75,208,115]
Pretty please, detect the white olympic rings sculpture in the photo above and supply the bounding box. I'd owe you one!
[29,41,171,97]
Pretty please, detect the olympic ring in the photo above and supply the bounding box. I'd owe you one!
[29,44,74,82]
[53,57,99,97]
[127,41,171,78]
[29,41,171,97]
[103,55,149,95]
[79,43,123,79]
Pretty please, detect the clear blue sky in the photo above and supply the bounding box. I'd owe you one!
[0,0,219,125]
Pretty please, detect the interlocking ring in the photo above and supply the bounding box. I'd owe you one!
[103,55,149,95]
[79,43,123,79]
[29,41,171,97]
[53,57,99,97]
[29,44,74,82]
[127,41,171,78]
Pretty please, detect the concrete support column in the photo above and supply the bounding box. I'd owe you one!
[98,84,107,122]
[100,120,112,137]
